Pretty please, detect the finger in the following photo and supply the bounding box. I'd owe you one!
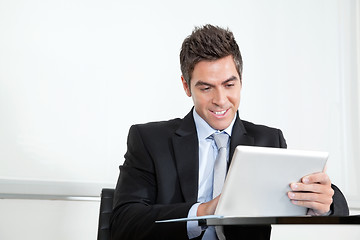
[198,197,220,216]
[290,183,334,195]
[288,191,317,202]
[302,172,331,185]
[288,191,333,204]
[290,200,331,215]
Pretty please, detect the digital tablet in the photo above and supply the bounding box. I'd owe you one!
[156,146,329,224]
[215,146,328,217]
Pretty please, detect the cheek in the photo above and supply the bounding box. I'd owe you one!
[229,93,241,106]
[192,94,209,109]
[232,87,241,100]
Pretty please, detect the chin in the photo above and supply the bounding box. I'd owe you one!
[210,123,228,131]
[210,118,233,131]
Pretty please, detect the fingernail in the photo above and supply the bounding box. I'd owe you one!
[289,192,295,198]
[303,177,309,184]
[291,183,298,190]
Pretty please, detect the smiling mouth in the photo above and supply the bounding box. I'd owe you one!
[211,109,228,116]
[215,110,226,115]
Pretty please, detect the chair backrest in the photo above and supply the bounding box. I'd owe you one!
[97,188,115,240]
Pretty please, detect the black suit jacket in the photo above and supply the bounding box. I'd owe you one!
[110,110,349,240]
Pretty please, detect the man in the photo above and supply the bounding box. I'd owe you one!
[110,25,349,240]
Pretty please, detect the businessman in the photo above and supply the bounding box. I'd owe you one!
[110,24,349,240]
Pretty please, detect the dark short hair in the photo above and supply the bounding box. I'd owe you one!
[180,24,243,87]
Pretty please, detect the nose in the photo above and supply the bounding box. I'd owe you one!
[212,88,227,107]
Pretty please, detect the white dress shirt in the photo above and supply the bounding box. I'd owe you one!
[187,109,236,239]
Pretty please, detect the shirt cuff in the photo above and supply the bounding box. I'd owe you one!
[307,208,332,216]
[187,203,202,239]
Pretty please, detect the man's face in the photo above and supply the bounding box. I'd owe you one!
[182,55,241,130]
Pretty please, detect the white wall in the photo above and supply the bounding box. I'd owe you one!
[0,199,99,240]
[0,0,359,239]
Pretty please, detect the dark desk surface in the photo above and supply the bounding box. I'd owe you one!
[199,215,360,226]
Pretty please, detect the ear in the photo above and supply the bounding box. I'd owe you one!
[181,76,191,97]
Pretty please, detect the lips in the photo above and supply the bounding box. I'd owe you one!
[210,109,228,117]
[215,110,226,115]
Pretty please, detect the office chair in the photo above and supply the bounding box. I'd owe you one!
[97,188,115,240]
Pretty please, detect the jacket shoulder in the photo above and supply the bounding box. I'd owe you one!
[242,120,281,134]
[241,120,287,148]
[129,118,182,138]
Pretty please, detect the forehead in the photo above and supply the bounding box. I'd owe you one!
[191,56,239,85]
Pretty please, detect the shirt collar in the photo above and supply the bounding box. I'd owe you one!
[193,108,236,140]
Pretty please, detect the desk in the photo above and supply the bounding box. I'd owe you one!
[198,215,360,227]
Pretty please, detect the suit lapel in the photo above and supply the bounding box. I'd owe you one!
[172,110,199,203]
[229,114,255,164]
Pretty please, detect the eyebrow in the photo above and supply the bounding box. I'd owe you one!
[194,75,239,87]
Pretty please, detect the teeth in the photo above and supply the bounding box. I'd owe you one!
[215,110,226,115]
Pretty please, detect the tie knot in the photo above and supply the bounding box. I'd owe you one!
[212,132,229,150]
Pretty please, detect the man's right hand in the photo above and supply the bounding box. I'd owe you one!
[197,195,221,216]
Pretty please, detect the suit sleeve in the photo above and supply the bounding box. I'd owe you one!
[110,125,194,240]
[330,184,349,216]
[278,129,287,149]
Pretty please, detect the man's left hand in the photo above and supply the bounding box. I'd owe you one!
[288,172,334,215]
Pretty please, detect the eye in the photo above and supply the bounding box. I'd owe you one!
[200,86,211,91]
[226,83,235,88]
